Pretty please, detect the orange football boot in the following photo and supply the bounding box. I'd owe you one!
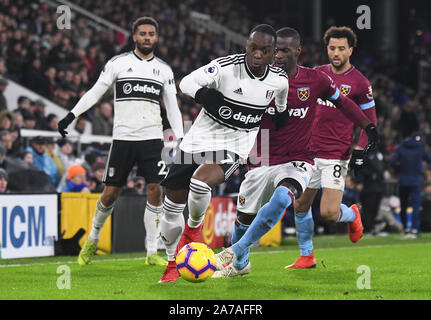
[348,204,364,243]
[285,253,317,269]
[159,260,180,283]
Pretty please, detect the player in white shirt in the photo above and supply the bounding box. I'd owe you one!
[57,17,183,266]
[158,24,289,282]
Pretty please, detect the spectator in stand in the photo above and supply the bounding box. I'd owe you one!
[0,130,12,153]
[26,136,59,188]
[14,96,31,115]
[92,102,113,136]
[0,57,6,76]
[56,138,76,175]
[5,40,27,82]
[8,125,22,158]
[39,66,57,97]
[46,113,59,132]
[72,116,88,135]
[21,110,36,129]
[22,150,34,165]
[0,110,14,131]
[0,77,8,111]
[89,160,106,193]
[391,130,431,238]
[0,144,6,171]
[0,168,8,193]
[44,137,64,179]
[81,149,103,175]
[23,58,44,93]
[13,112,23,129]
[63,164,90,192]
[33,99,49,130]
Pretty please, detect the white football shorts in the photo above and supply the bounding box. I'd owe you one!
[237,161,314,214]
[307,158,349,191]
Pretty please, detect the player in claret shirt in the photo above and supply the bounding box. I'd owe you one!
[213,27,378,278]
[288,26,378,269]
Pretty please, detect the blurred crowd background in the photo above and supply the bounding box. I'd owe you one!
[0,0,430,235]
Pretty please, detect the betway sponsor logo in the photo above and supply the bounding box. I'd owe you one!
[122,83,161,96]
[266,106,309,119]
[317,98,336,108]
[218,106,263,124]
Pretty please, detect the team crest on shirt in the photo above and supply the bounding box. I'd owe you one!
[153,68,160,76]
[266,90,274,100]
[297,87,310,101]
[238,196,245,206]
[340,84,352,96]
[108,167,115,177]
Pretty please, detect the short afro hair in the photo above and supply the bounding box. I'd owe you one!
[323,26,357,48]
[132,16,159,34]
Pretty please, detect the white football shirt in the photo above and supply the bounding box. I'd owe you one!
[70,50,183,141]
[179,53,288,159]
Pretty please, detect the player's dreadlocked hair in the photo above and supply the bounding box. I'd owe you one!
[132,16,159,34]
[276,27,301,46]
[249,24,277,42]
[323,26,358,48]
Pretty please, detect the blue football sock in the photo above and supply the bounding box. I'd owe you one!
[336,204,355,223]
[232,219,249,244]
[231,219,250,269]
[295,208,314,256]
[232,186,294,269]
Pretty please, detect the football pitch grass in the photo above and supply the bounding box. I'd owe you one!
[1,233,430,300]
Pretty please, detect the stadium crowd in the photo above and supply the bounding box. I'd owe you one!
[0,0,430,235]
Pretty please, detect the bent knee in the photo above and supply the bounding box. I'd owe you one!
[320,207,339,221]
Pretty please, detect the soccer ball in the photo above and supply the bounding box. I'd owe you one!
[176,242,217,283]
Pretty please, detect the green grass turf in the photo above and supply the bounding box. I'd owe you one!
[0,233,430,300]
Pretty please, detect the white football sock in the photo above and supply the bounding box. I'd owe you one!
[144,202,163,257]
[160,197,186,261]
[187,178,212,228]
[88,198,114,242]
